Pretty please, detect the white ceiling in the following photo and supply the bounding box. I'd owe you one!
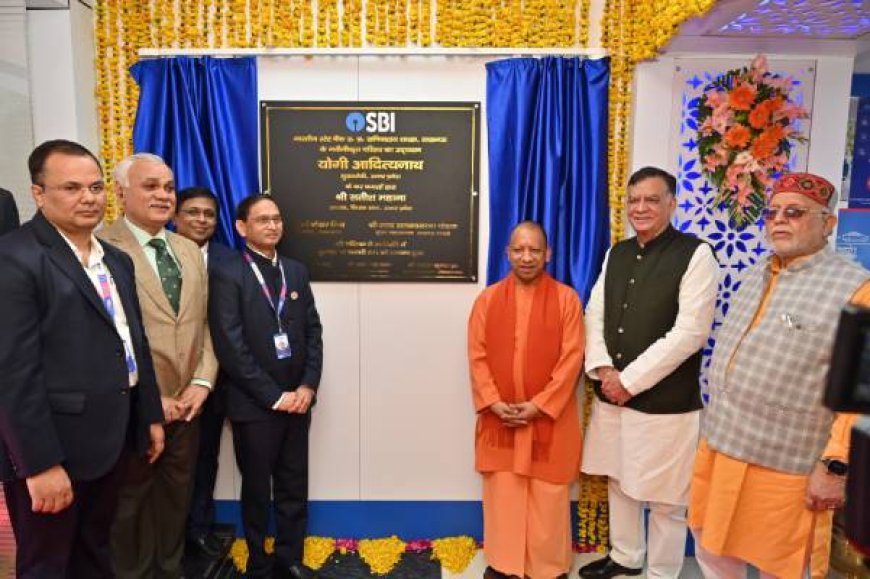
[676,0,870,72]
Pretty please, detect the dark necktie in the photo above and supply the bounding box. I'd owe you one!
[147,238,181,314]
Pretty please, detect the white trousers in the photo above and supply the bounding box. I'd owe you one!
[608,478,687,579]
[692,530,809,579]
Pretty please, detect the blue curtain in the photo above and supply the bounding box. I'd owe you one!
[485,57,610,303]
[131,56,259,248]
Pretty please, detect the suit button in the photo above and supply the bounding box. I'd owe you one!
[629,278,635,284]
[617,327,624,334]
[636,254,642,260]
[616,353,623,360]
[622,303,628,309]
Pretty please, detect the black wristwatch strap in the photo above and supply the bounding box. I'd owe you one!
[821,458,848,476]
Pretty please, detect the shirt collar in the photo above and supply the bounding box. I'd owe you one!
[54,227,104,269]
[124,216,168,247]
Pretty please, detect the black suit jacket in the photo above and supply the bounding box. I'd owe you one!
[209,250,323,422]
[206,240,237,275]
[0,212,164,482]
[0,188,20,236]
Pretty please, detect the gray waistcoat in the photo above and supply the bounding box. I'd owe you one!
[703,247,867,474]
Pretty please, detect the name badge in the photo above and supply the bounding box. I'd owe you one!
[274,332,292,360]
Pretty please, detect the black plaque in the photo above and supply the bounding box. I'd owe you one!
[260,101,479,282]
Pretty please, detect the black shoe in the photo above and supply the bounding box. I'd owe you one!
[483,566,518,579]
[280,563,317,579]
[578,555,642,578]
[186,533,224,559]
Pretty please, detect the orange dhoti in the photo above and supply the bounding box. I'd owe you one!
[483,472,573,578]
[689,439,815,578]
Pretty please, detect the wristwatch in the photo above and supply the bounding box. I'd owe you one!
[821,458,849,476]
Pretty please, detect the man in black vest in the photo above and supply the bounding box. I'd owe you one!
[578,167,718,579]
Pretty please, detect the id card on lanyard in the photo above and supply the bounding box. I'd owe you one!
[95,264,138,384]
[243,252,291,360]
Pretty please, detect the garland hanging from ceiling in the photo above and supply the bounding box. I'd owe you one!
[94,0,591,219]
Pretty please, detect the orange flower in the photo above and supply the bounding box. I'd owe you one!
[762,124,786,142]
[766,96,784,112]
[728,82,757,111]
[724,124,751,148]
[750,126,784,160]
[748,101,772,129]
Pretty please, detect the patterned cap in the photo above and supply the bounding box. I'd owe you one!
[772,172,836,208]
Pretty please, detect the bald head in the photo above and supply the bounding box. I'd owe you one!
[509,221,548,249]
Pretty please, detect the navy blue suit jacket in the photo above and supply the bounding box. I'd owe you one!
[0,188,19,236]
[206,241,237,275]
[0,212,164,482]
[209,250,323,422]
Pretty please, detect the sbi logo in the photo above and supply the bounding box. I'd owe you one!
[345,111,396,133]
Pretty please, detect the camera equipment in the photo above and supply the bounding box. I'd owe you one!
[825,305,870,561]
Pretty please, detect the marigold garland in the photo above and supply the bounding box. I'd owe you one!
[431,535,478,574]
[357,536,407,575]
[303,536,336,570]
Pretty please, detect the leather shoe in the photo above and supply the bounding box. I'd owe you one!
[282,563,317,579]
[186,533,224,559]
[483,566,519,579]
[578,555,642,578]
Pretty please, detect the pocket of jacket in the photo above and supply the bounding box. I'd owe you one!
[47,392,86,414]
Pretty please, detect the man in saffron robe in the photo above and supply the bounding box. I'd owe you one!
[468,221,584,579]
[689,172,867,578]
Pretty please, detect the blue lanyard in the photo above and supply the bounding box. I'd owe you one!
[243,252,287,331]
[95,265,138,377]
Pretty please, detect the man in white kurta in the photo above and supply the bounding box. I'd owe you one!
[579,167,718,579]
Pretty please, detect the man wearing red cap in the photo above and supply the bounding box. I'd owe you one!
[689,172,868,578]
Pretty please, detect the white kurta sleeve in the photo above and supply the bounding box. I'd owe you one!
[584,250,612,379]
[620,243,719,396]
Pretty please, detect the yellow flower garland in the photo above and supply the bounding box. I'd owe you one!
[302,536,336,570]
[358,536,407,575]
[431,535,478,574]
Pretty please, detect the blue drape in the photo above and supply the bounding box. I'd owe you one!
[485,57,610,302]
[131,56,259,248]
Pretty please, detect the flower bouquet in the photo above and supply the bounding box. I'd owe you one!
[696,55,809,229]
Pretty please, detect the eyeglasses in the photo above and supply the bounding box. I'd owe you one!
[761,206,830,222]
[178,208,217,220]
[251,216,283,226]
[38,182,105,195]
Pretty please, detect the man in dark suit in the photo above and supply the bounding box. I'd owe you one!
[0,187,20,235]
[0,139,164,578]
[173,186,237,559]
[209,194,323,579]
